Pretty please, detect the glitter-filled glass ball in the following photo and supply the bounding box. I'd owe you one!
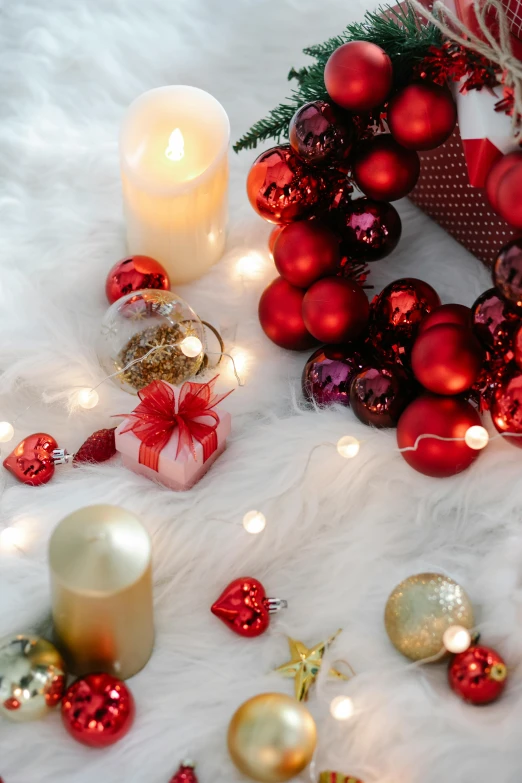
[97,289,205,394]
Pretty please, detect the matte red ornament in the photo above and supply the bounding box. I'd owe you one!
[418,303,472,335]
[302,277,369,343]
[492,238,522,308]
[411,324,483,395]
[169,763,199,783]
[211,577,286,638]
[491,366,522,447]
[388,82,457,150]
[289,100,353,165]
[336,198,402,261]
[370,278,441,355]
[273,221,341,288]
[268,225,285,255]
[3,433,58,486]
[324,41,393,111]
[73,427,117,465]
[448,645,507,705]
[350,364,415,428]
[471,287,520,354]
[258,277,316,350]
[61,673,134,747]
[496,162,522,228]
[397,394,482,477]
[302,342,370,407]
[105,255,170,304]
[353,135,420,202]
[247,145,321,224]
[485,151,522,212]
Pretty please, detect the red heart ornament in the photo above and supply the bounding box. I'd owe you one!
[3,432,58,486]
[211,577,271,638]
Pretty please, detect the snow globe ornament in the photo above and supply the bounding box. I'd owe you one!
[98,289,205,393]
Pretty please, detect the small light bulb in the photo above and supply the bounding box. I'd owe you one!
[243,510,266,534]
[232,349,249,375]
[330,695,355,721]
[443,625,472,654]
[337,435,360,459]
[464,425,489,450]
[236,253,265,279]
[0,421,14,443]
[0,526,25,551]
[180,335,203,358]
[77,388,99,409]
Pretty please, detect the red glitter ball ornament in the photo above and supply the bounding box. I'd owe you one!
[485,151,522,213]
[3,432,58,486]
[302,342,370,407]
[353,134,420,202]
[491,365,522,447]
[492,238,522,308]
[388,82,457,150]
[302,277,369,343]
[350,364,415,428]
[335,198,402,261]
[247,145,321,224]
[105,255,170,304]
[471,287,520,354]
[289,100,354,165]
[397,394,482,477]
[258,277,316,350]
[169,763,199,783]
[418,303,472,335]
[448,645,507,705]
[324,41,393,112]
[411,324,483,395]
[273,221,341,288]
[73,427,116,465]
[211,577,286,638]
[61,673,135,747]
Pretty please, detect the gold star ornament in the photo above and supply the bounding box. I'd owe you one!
[275,630,347,701]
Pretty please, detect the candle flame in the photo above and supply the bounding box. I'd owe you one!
[165,128,184,161]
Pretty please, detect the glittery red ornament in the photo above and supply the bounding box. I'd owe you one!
[411,324,483,395]
[273,221,341,288]
[448,645,507,705]
[353,135,420,202]
[388,82,457,150]
[3,433,58,486]
[491,365,522,447]
[471,287,520,354]
[247,145,321,224]
[302,342,370,407]
[258,277,316,350]
[324,41,392,112]
[485,151,522,213]
[61,673,134,747]
[370,278,441,355]
[169,763,199,783]
[418,303,472,335]
[336,198,402,261]
[495,162,522,228]
[73,427,116,465]
[268,225,285,255]
[105,255,170,304]
[397,394,481,477]
[493,238,522,308]
[350,364,415,428]
[302,277,369,343]
[289,100,353,165]
[211,577,286,638]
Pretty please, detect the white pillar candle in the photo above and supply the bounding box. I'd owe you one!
[120,85,230,285]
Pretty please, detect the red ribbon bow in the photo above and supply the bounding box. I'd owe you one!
[117,377,232,472]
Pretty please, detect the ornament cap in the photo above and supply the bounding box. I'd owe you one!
[52,448,72,465]
[266,597,288,614]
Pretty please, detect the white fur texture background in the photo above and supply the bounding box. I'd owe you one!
[0,1,521,781]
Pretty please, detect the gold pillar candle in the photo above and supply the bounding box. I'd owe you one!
[49,505,154,680]
[120,85,230,285]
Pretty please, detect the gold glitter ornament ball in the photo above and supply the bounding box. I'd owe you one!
[0,635,66,721]
[384,573,474,661]
[227,692,317,783]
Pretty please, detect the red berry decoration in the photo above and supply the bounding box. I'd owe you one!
[397,394,482,477]
[324,41,392,111]
[169,763,199,783]
[371,278,441,348]
[350,364,415,428]
[247,145,321,224]
[73,427,117,465]
[495,161,522,228]
[492,238,522,309]
[491,366,522,447]
[61,673,135,747]
[273,221,341,288]
[388,82,457,150]
[3,432,58,486]
[302,342,370,407]
[411,324,483,395]
[485,151,522,212]
[302,277,369,343]
[258,277,316,350]
[353,135,420,202]
[211,577,286,638]
[336,198,402,261]
[418,303,472,335]
[448,645,507,705]
[268,225,285,255]
[289,100,353,165]
[105,255,170,304]
[471,287,519,353]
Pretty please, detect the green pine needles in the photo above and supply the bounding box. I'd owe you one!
[233,2,442,153]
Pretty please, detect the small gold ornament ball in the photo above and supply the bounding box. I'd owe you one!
[227,692,317,783]
[0,635,66,722]
[384,573,474,661]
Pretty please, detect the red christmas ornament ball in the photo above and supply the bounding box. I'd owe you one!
[471,287,520,353]
[492,237,522,308]
[211,577,273,638]
[247,145,321,224]
[411,324,483,395]
[105,255,170,304]
[273,221,341,288]
[397,394,482,477]
[448,645,507,705]
[61,673,135,747]
[289,100,354,165]
[485,151,522,212]
[353,134,420,202]
[268,225,285,255]
[491,365,522,447]
[258,277,316,350]
[302,277,369,343]
[495,161,522,228]
[371,278,441,339]
[350,364,415,427]
[324,41,393,112]
[302,342,370,406]
[418,303,472,335]
[388,82,457,150]
[336,198,402,261]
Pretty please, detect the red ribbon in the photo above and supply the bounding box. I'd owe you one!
[117,377,232,472]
